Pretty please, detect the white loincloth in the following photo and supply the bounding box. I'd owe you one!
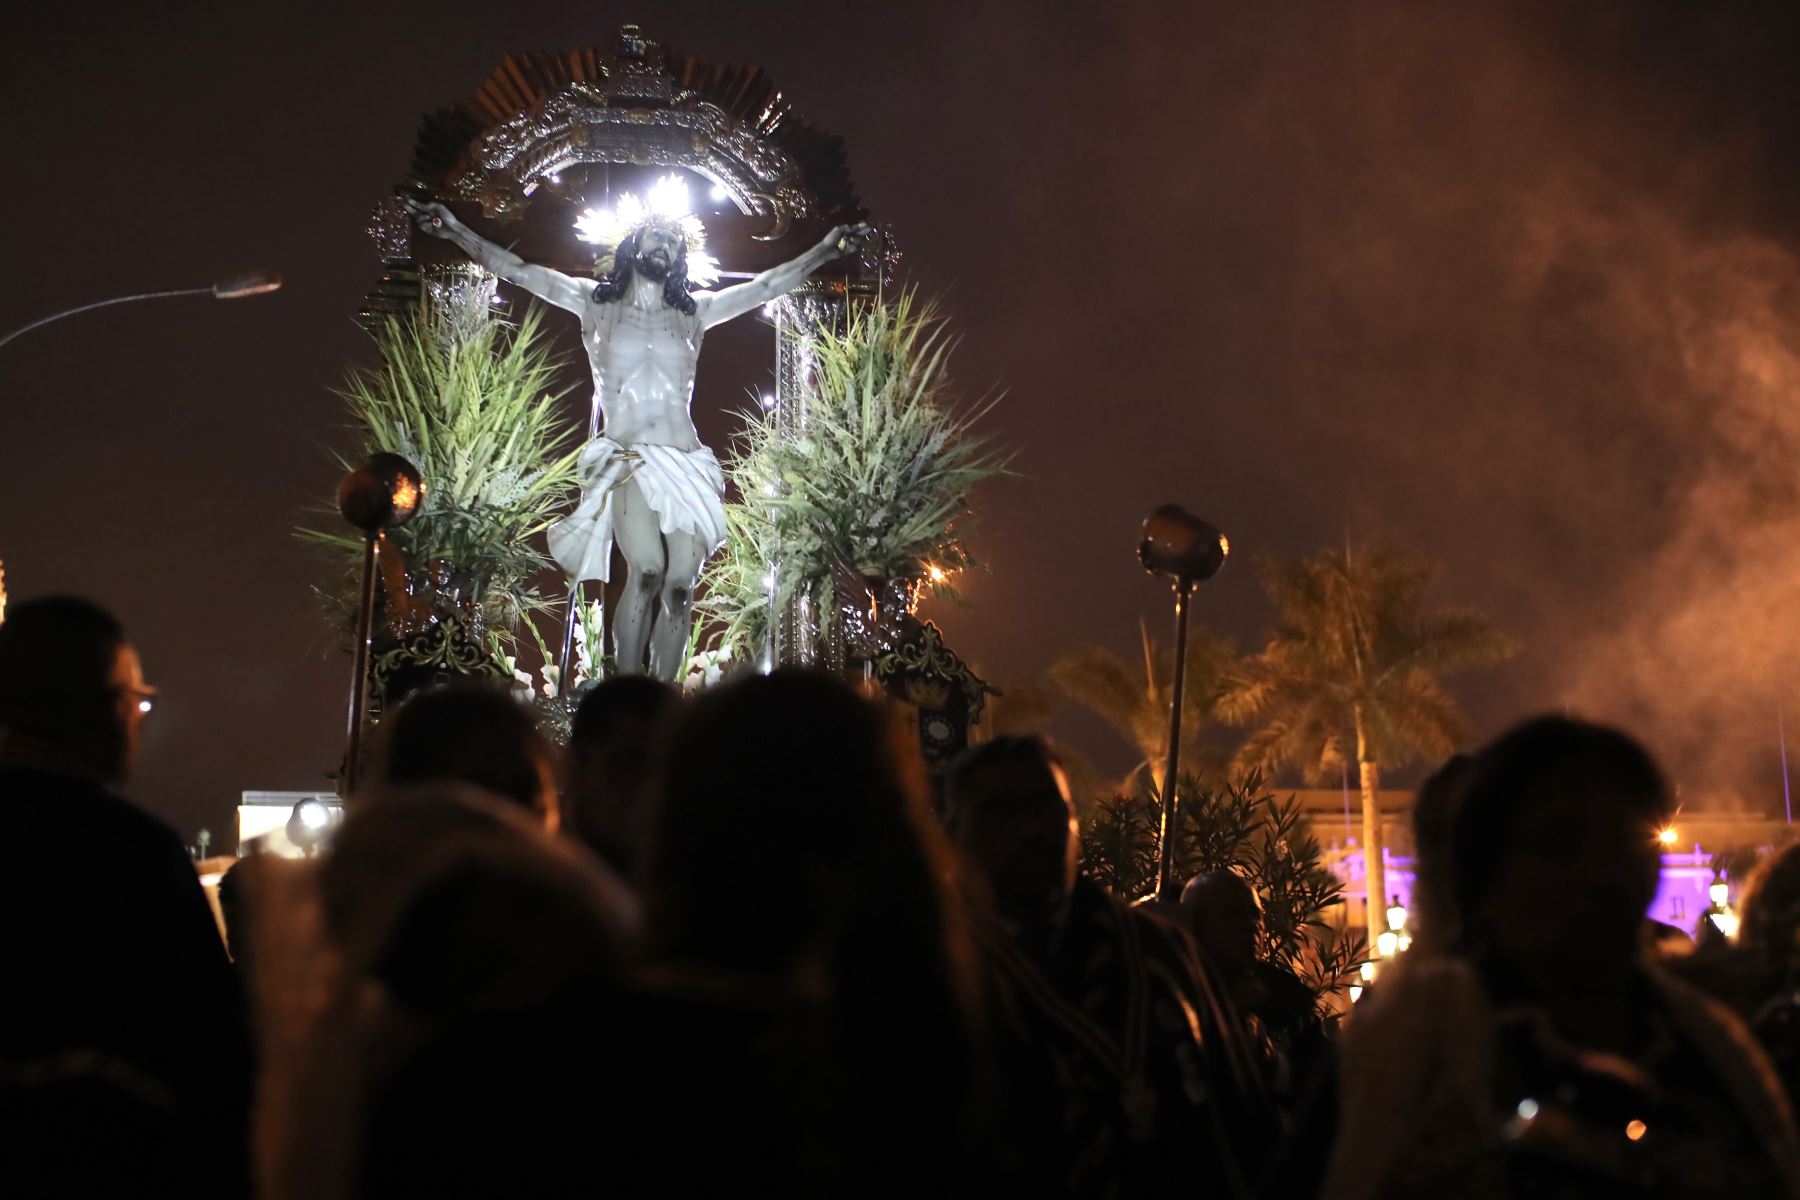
[547,437,728,583]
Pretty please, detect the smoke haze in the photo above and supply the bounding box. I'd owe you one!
[926,2,1800,804]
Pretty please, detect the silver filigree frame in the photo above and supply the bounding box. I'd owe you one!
[765,290,845,670]
[452,86,815,235]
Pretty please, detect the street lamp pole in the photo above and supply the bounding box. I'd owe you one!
[0,271,283,353]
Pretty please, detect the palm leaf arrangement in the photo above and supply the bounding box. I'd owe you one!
[303,274,583,652]
[698,289,1007,664]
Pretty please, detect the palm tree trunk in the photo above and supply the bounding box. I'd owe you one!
[1355,706,1386,939]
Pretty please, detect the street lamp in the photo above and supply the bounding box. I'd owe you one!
[1138,504,1229,900]
[0,270,283,352]
[286,797,338,857]
[1386,896,1408,934]
[1708,874,1740,940]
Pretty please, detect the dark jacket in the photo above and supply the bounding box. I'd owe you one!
[0,766,249,1193]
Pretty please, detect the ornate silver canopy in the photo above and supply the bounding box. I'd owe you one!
[376,25,866,254]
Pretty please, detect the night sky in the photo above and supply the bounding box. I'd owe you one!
[7,2,1800,839]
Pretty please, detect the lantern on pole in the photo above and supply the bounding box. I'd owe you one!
[337,453,423,794]
[1138,504,1229,900]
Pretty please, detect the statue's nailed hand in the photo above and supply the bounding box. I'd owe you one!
[404,197,453,238]
[830,222,877,258]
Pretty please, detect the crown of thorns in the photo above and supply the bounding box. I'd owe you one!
[573,174,721,287]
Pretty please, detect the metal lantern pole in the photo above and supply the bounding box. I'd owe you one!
[1155,576,1195,900]
[336,454,424,796]
[343,531,383,793]
[557,582,581,695]
[1137,504,1230,902]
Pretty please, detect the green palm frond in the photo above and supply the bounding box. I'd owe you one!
[301,277,582,645]
[1219,536,1516,778]
[1051,626,1235,786]
[1364,667,1465,764]
[1050,646,1148,746]
[984,677,1065,737]
[698,289,1009,664]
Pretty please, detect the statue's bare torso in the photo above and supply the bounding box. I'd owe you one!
[583,290,703,450]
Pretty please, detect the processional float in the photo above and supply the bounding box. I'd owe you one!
[341,25,991,772]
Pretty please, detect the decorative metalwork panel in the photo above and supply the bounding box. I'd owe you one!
[370,615,508,718]
[403,24,866,237]
[873,621,996,769]
[767,290,847,668]
[454,94,817,227]
[367,196,413,264]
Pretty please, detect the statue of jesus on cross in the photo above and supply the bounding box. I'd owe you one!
[408,179,870,680]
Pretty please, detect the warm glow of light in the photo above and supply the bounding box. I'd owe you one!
[1218,533,1230,556]
[211,270,283,300]
[1377,929,1399,958]
[1658,827,1678,846]
[137,698,153,713]
[1710,880,1730,908]
[391,475,420,517]
[1359,961,1375,983]
[1386,901,1408,933]
[925,564,949,584]
[1348,985,1363,1003]
[1709,911,1740,940]
[1625,1119,1647,1142]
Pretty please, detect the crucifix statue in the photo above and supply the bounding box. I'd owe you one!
[408,178,870,679]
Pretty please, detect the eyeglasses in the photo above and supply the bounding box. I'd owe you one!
[112,685,157,716]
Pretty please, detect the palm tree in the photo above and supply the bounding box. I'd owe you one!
[1216,540,1515,934]
[1051,620,1236,795]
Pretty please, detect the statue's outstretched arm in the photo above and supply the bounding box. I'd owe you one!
[698,222,875,329]
[405,199,590,314]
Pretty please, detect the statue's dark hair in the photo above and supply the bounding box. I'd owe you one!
[589,227,698,315]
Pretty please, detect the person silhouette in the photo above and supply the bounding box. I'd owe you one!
[1330,716,1800,1199]
[0,596,249,1194]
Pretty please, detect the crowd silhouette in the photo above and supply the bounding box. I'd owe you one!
[4,594,1800,1197]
